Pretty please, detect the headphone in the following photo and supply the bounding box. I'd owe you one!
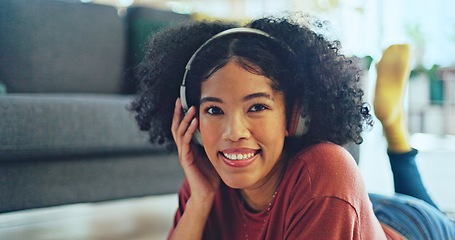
[180,27,310,145]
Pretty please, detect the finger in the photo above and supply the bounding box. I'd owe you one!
[176,106,197,140]
[171,98,183,141]
[179,119,197,165]
[180,118,198,164]
[182,117,198,147]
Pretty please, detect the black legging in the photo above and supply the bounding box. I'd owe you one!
[388,148,438,209]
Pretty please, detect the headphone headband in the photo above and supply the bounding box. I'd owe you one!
[181,27,275,93]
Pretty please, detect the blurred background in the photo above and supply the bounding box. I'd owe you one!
[1,0,454,239]
[91,0,455,136]
[95,0,455,67]
[85,0,455,207]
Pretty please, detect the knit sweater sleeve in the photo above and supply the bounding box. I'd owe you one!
[167,179,191,240]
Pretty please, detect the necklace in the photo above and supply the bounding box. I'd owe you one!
[240,188,279,240]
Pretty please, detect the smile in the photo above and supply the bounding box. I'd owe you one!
[222,152,256,161]
[219,150,259,168]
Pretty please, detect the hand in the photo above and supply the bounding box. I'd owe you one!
[171,98,220,202]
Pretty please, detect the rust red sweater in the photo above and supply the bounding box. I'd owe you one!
[170,142,394,239]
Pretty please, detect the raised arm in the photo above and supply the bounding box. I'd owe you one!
[168,98,220,240]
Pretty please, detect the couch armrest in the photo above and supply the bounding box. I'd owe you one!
[0,94,155,161]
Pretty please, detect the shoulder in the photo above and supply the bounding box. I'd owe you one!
[298,142,354,160]
[284,142,366,202]
[291,142,358,177]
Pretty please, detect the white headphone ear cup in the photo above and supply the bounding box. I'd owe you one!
[288,105,310,137]
[180,86,204,146]
[294,114,310,137]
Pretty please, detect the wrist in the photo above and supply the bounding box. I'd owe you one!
[187,194,215,213]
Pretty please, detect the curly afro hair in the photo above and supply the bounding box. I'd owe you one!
[130,15,373,152]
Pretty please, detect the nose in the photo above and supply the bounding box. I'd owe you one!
[222,113,251,142]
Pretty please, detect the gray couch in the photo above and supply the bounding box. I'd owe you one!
[0,0,189,213]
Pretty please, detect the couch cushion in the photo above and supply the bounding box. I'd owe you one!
[0,94,156,161]
[0,0,127,94]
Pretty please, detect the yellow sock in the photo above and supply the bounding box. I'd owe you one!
[374,44,412,153]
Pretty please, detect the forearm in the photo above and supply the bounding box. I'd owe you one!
[169,197,213,240]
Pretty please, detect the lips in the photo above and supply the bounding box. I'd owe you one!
[219,149,259,168]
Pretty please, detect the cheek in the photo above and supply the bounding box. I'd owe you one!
[199,118,223,164]
[257,119,287,142]
[199,117,221,145]
[264,109,288,133]
[248,111,287,144]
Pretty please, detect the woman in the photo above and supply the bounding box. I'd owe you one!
[131,15,455,239]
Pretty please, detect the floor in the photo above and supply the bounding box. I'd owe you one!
[1,132,454,240]
[0,194,177,240]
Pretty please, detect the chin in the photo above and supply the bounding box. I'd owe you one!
[220,176,249,189]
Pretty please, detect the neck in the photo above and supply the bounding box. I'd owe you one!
[239,158,286,212]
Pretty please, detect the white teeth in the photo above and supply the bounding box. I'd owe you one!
[222,152,256,161]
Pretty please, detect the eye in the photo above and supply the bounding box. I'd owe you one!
[248,104,269,112]
[205,106,224,115]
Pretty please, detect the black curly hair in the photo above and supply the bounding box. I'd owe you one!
[130,15,373,152]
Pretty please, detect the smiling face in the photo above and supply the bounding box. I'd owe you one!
[199,60,288,191]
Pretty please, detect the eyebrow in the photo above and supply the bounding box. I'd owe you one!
[200,92,274,105]
[243,92,273,102]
